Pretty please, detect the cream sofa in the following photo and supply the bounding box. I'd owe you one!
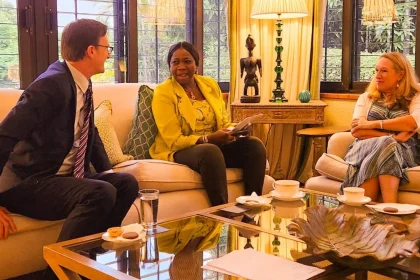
[305,131,420,203]
[0,83,274,279]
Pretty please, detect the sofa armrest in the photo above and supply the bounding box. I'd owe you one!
[327,132,355,159]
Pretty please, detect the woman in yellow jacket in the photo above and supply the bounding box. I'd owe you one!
[149,41,266,205]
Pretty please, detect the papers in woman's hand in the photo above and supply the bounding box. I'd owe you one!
[231,113,263,133]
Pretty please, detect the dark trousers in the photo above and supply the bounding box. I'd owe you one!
[174,136,266,206]
[0,171,138,241]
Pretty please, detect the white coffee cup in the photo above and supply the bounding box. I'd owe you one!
[273,180,299,197]
[343,187,365,202]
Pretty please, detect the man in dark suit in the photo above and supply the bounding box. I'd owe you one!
[0,18,138,247]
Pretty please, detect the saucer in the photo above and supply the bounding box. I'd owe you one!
[270,190,306,201]
[366,203,420,215]
[337,195,371,206]
[102,223,146,243]
[236,195,272,207]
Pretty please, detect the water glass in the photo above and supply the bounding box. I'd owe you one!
[138,189,159,231]
[141,235,159,270]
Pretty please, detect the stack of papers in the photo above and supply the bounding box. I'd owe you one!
[202,248,324,280]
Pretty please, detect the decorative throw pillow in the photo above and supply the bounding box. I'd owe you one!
[94,100,134,166]
[123,85,157,159]
[315,153,348,182]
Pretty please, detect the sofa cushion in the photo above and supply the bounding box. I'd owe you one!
[123,85,157,159]
[112,159,243,193]
[94,100,134,166]
[315,153,348,182]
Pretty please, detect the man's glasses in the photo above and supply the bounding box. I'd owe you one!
[95,45,114,55]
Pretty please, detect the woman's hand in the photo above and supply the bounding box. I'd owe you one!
[351,118,376,132]
[231,123,252,139]
[208,129,234,145]
[0,207,17,239]
[392,131,417,143]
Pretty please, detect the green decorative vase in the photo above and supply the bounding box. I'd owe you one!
[298,90,311,103]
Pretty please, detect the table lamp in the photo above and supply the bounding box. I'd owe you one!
[251,0,308,102]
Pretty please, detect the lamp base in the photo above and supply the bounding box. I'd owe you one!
[270,88,288,103]
[241,95,261,103]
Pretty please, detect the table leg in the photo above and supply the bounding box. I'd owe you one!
[355,270,368,280]
[48,263,82,280]
[312,137,324,176]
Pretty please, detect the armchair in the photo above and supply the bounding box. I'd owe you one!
[305,131,420,204]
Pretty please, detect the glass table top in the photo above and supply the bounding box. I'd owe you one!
[61,190,420,279]
[203,190,420,278]
[64,215,318,279]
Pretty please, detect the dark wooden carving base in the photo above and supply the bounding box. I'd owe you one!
[240,95,261,103]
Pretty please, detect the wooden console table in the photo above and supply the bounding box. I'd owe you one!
[230,100,328,177]
[230,100,327,124]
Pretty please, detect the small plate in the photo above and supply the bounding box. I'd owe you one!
[102,223,146,243]
[236,195,272,206]
[337,195,371,206]
[270,190,306,201]
[366,203,420,215]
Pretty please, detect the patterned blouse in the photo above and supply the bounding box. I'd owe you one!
[191,99,216,136]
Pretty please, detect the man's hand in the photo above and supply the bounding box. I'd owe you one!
[0,207,17,239]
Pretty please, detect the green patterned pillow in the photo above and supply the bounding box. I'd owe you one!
[123,85,157,159]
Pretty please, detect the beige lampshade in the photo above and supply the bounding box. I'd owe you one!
[140,0,185,26]
[250,0,308,19]
[362,0,398,26]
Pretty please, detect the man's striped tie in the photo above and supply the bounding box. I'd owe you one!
[73,84,93,178]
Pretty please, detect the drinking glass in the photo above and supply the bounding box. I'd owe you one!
[138,189,159,232]
[141,235,159,270]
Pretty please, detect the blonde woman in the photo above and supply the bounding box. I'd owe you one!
[344,52,420,202]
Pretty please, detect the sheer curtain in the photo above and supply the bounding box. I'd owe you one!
[227,0,326,180]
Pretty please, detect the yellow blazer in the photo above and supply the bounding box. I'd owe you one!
[149,75,231,161]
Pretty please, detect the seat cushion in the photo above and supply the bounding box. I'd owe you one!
[399,166,420,193]
[123,85,157,159]
[94,100,133,166]
[315,153,348,181]
[113,159,243,193]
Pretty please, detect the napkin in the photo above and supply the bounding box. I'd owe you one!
[202,248,324,280]
[237,192,272,206]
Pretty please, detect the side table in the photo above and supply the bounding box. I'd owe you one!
[230,100,328,179]
[297,126,350,176]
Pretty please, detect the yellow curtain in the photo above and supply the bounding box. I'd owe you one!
[227,0,326,180]
[227,0,238,107]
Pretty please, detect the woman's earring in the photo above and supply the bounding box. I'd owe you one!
[396,82,400,89]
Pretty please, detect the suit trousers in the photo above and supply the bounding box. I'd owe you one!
[0,171,138,242]
[173,136,267,206]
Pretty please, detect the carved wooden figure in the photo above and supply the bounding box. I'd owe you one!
[240,35,262,103]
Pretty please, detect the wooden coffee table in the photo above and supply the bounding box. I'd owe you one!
[44,190,420,280]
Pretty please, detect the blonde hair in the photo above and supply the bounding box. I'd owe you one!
[366,52,420,109]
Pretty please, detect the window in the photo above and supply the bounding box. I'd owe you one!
[137,0,188,84]
[203,0,229,84]
[135,0,230,89]
[0,0,18,88]
[321,0,419,93]
[57,0,124,84]
[0,0,229,90]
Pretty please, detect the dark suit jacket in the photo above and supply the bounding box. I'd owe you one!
[0,61,111,186]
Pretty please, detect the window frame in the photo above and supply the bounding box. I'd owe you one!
[15,0,229,90]
[321,0,420,93]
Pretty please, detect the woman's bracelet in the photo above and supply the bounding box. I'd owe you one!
[379,120,383,130]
